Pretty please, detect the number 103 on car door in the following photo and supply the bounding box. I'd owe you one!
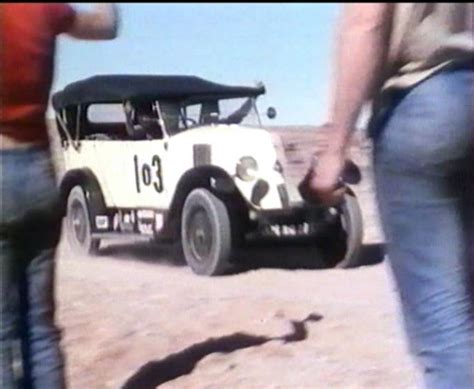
[134,155,163,193]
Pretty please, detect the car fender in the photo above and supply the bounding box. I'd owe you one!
[59,168,107,230]
[164,165,247,238]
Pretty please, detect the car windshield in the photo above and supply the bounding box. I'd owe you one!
[158,96,262,135]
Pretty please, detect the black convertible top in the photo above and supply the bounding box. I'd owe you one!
[52,75,265,110]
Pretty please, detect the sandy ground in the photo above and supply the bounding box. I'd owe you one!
[51,127,419,388]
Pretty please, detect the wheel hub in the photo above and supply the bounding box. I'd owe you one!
[188,208,213,263]
[71,200,87,244]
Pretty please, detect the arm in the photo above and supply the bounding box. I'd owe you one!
[304,3,393,205]
[326,3,393,154]
[220,98,253,124]
[67,3,119,40]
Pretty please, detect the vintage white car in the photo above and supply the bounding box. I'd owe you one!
[52,75,364,276]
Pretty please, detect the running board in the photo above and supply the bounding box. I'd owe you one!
[91,232,153,240]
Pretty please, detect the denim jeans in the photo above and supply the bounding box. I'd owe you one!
[372,68,473,389]
[0,146,65,389]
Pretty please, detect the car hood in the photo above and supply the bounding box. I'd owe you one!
[168,124,277,146]
[166,124,285,174]
[164,124,299,209]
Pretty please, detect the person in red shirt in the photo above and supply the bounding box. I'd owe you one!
[0,4,119,388]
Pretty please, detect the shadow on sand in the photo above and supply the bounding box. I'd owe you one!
[121,312,323,389]
[96,238,385,274]
[235,241,385,273]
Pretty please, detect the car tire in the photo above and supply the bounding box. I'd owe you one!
[66,186,101,256]
[181,188,233,276]
[321,190,364,269]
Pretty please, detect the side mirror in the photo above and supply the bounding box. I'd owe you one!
[266,107,277,120]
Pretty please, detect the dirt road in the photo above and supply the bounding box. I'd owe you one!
[56,238,418,389]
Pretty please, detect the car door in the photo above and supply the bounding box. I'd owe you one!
[85,103,169,211]
[95,139,169,210]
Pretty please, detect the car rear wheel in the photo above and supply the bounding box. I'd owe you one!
[319,190,364,268]
[181,188,233,276]
[66,186,100,255]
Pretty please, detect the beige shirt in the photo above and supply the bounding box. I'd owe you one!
[381,3,473,91]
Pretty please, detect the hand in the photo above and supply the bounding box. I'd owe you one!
[299,150,347,206]
[68,3,119,40]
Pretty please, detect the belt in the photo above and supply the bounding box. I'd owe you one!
[0,133,46,150]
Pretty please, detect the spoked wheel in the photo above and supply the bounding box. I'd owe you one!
[66,186,100,255]
[318,190,364,268]
[181,188,233,276]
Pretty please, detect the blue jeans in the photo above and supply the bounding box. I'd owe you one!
[0,146,66,389]
[372,68,473,389]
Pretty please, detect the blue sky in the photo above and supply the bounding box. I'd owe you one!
[52,3,343,126]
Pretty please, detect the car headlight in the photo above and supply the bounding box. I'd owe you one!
[236,156,258,182]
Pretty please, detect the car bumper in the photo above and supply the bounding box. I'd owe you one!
[248,202,341,239]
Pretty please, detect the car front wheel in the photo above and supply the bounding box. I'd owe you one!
[181,188,233,276]
[65,186,100,255]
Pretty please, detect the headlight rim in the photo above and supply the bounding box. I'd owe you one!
[236,156,259,182]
